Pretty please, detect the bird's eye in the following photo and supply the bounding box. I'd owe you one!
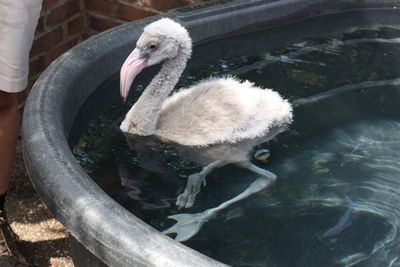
[149,44,157,50]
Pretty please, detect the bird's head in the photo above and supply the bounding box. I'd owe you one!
[120,18,192,100]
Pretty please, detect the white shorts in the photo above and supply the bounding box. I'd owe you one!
[0,0,42,93]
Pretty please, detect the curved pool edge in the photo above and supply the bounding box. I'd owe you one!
[22,0,400,266]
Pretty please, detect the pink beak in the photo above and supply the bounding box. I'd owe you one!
[120,48,148,100]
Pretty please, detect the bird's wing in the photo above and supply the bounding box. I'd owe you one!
[156,78,292,146]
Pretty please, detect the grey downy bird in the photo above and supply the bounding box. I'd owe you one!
[119,18,293,242]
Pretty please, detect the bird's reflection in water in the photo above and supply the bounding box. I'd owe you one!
[114,135,183,210]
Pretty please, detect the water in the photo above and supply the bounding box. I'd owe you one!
[72,25,400,266]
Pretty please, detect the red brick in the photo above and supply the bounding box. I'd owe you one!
[16,89,29,106]
[140,0,189,11]
[115,3,157,21]
[27,76,38,89]
[31,27,63,56]
[85,0,114,16]
[66,14,86,36]
[46,37,80,64]
[42,0,57,9]
[121,0,139,3]
[29,55,46,77]
[81,31,97,40]
[88,15,122,32]
[27,75,42,91]
[47,0,81,26]
[35,15,45,34]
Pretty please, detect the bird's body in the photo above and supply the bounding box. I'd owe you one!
[119,18,293,241]
[157,77,292,146]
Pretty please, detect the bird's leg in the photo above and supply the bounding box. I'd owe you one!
[176,160,223,209]
[164,161,277,242]
[237,161,277,184]
[197,161,277,215]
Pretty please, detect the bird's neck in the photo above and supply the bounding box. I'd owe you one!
[121,50,189,136]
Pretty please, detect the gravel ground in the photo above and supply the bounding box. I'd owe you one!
[5,140,74,267]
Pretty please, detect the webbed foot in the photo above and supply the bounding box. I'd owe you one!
[162,210,213,242]
[165,177,275,242]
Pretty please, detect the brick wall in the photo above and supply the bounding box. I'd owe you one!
[25,0,212,103]
[27,0,86,103]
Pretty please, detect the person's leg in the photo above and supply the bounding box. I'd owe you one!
[0,0,42,204]
[0,91,27,264]
[0,91,19,199]
[0,0,41,265]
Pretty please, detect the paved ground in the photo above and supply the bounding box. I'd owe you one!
[6,140,74,267]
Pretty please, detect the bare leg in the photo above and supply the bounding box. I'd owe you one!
[164,160,277,241]
[0,92,19,195]
[176,160,223,209]
[237,161,277,183]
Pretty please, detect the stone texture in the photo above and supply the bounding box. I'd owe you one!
[85,0,114,16]
[115,2,158,21]
[46,37,80,64]
[65,14,86,37]
[35,16,45,34]
[46,0,81,26]
[31,26,63,56]
[42,0,58,9]
[140,0,190,11]
[88,15,122,32]
[29,55,46,77]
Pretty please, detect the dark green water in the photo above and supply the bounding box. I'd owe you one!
[73,25,400,266]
